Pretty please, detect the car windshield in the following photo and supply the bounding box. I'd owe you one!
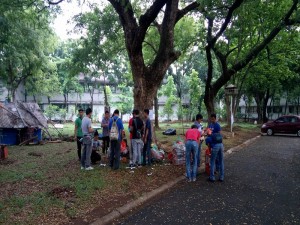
[276,117,288,123]
[289,117,298,123]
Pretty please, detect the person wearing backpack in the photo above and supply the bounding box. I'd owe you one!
[108,109,124,170]
[130,109,144,167]
[207,113,224,182]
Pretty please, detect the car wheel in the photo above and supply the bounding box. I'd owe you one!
[297,130,300,137]
[267,128,273,136]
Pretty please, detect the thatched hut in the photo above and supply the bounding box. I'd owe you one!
[0,102,48,145]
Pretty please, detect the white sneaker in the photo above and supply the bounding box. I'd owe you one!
[81,166,84,170]
[85,166,94,171]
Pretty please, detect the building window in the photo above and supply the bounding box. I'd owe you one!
[52,103,66,109]
[289,106,295,114]
[267,106,272,113]
[273,106,282,113]
[76,104,90,111]
[247,106,257,113]
[38,104,44,111]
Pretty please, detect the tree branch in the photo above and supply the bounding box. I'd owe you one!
[175,1,201,23]
[230,0,299,74]
[47,0,64,5]
[143,41,158,54]
[107,0,138,31]
[210,0,244,47]
[212,0,299,93]
[139,0,168,30]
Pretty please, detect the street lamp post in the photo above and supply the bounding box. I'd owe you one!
[225,84,238,134]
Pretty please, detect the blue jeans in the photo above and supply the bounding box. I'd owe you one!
[143,140,152,166]
[196,142,202,167]
[110,140,121,170]
[81,137,92,168]
[210,143,224,181]
[132,139,144,165]
[185,140,199,180]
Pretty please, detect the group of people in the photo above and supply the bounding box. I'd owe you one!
[185,113,224,182]
[74,108,224,181]
[74,108,152,171]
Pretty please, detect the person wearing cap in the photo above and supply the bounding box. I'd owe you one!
[74,109,84,160]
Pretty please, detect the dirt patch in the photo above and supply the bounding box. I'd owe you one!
[0,159,16,165]
[66,164,185,225]
[50,187,76,200]
[28,152,43,157]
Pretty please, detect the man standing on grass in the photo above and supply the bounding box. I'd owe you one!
[74,108,84,161]
[127,111,135,168]
[130,109,144,167]
[101,111,110,155]
[81,108,95,171]
[109,109,124,170]
[142,109,152,166]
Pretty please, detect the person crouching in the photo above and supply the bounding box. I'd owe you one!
[185,124,201,182]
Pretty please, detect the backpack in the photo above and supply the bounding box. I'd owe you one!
[134,118,142,139]
[110,118,119,140]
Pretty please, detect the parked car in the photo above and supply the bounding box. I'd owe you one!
[261,115,300,136]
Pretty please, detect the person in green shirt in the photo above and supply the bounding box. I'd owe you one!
[74,109,84,160]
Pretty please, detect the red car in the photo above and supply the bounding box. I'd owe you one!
[261,115,300,136]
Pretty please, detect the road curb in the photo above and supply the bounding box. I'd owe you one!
[90,176,185,225]
[90,135,261,225]
[224,135,261,157]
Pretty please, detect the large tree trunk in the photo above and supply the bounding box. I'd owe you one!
[225,95,231,126]
[154,95,159,128]
[262,89,270,123]
[103,85,110,112]
[297,97,300,115]
[204,88,216,123]
[255,96,263,123]
[63,94,67,109]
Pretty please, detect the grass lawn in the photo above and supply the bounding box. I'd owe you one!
[0,122,260,225]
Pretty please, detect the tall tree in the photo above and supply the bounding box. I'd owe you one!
[0,0,59,101]
[188,69,202,120]
[202,0,299,117]
[160,76,178,120]
[72,6,127,112]
[107,0,202,111]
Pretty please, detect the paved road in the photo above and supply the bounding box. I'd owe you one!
[118,136,300,225]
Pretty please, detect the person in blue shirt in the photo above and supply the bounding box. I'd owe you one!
[207,113,224,182]
[108,109,124,170]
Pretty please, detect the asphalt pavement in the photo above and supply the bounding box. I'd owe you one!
[117,136,300,225]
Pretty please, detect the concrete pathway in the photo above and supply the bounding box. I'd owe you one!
[118,136,300,225]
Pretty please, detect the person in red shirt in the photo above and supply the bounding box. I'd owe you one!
[185,124,201,182]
